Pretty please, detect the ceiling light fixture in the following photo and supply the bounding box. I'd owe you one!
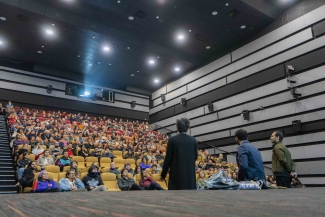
[41,46,44,48]
[128,16,134,20]
[78,55,80,57]
[37,51,42,53]
[175,67,180,71]
[189,30,191,32]
[103,46,110,51]
[206,46,211,49]
[109,63,111,65]
[154,79,159,83]
[241,25,246,29]
[178,35,184,40]
[0,17,6,21]
[46,30,53,35]
[137,71,139,72]
[225,3,229,6]
[52,24,55,26]
[117,0,121,3]
[89,63,93,66]
[127,47,130,49]
[92,35,95,39]
[212,11,218,15]
[157,56,159,58]
[131,74,134,76]
[156,16,159,19]
[149,60,155,64]
[0,41,2,45]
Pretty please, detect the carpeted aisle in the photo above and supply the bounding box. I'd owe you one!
[0,188,324,217]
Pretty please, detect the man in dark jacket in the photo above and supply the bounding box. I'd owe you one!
[235,129,267,189]
[19,161,39,188]
[161,118,198,190]
[81,165,107,191]
[270,131,296,188]
[117,169,143,191]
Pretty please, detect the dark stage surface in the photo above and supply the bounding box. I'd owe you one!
[1,188,324,217]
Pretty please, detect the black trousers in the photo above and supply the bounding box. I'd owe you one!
[122,183,143,191]
[147,182,164,190]
[276,176,292,188]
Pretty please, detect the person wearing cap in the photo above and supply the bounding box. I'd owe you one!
[36,170,60,193]
[235,128,267,189]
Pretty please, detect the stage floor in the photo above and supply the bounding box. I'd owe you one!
[1,188,324,217]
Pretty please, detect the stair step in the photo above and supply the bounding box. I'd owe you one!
[0,180,16,185]
[0,175,15,180]
[0,191,17,194]
[0,185,17,192]
[0,171,15,176]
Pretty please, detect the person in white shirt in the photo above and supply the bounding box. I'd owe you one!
[32,143,44,157]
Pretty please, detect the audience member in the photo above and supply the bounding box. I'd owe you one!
[139,170,164,190]
[37,150,54,169]
[139,158,150,170]
[36,170,60,193]
[58,169,86,192]
[82,165,107,191]
[19,161,38,188]
[32,143,44,159]
[56,151,72,171]
[118,168,143,191]
[106,162,120,178]
[124,163,134,176]
[78,145,89,158]
[70,161,81,178]
[17,152,32,179]
[196,171,206,190]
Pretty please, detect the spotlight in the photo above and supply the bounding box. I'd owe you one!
[46,30,53,35]
[178,35,184,40]
[103,46,110,51]
[181,98,186,106]
[292,120,302,132]
[175,67,180,71]
[84,91,90,96]
[207,102,214,112]
[212,11,218,15]
[241,25,246,29]
[0,40,2,45]
[241,110,250,120]
[206,46,210,49]
[161,94,166,102]
[149,60,155,64]
[128,16,134,20]
[131,101,136,108]
[154,79,159,83]
[47,85,53,94]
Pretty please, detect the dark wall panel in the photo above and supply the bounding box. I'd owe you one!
[313,20,325,37]
[0,88,149,120]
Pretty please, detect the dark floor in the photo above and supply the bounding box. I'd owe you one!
[0,188,324,217]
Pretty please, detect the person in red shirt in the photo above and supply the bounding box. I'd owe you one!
[139,170,164,190]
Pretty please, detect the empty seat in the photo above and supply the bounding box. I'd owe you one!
[85,157,98,167]
[45,165,60,173]
[100,157,111,168]
[72,156,85,167]
[152,174,168,190]
[100,173,121,192]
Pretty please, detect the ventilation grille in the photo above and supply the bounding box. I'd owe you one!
[17,14,29,23]
[135,10,147,19]
[228,9,241,18]
[194,34,208,42]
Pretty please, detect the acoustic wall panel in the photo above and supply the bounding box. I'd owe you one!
[115,93,149,106]
[313,19,325,37]
[294,161,325,175]
[152,86,166,100]
[166,54,231,93]
[299,177,325,185]
[153,86,186,107]
[195,130,230,143]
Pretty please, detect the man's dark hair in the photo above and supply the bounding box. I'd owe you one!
[274,131,284,141]
[66,169,75,178]
[22,152,29,157]
[176,118,190,133]
[121,168,128,175]
[235,129,248,140]
[88,165,99,174]
[63,150,68,155]
[151,164,157,168]
[124,163,130,167]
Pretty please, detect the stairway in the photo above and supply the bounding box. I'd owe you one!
[0,113,17,194]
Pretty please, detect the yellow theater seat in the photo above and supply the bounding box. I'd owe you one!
[100,173,121,192]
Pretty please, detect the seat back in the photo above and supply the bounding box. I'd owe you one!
[80,172,88,180]
[45,165,60,173]
[100,158,111,168]
[85,157,98,167]
[72,156,85,167]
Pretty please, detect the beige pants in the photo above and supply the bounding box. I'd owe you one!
[91,185,108,191]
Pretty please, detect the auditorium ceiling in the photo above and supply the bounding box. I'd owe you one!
[0,0,300,92]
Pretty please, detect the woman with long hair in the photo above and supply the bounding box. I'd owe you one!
[70,160,80,178]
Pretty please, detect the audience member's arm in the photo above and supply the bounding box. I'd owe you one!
[58,179,70,191]
[82,177,91,191]
[117,178,129,189]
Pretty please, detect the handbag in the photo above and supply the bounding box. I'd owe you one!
[204,170,240,190]
[238,180,263,190]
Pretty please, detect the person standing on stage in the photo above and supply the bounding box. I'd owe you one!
[160,118,198,190]
[235,129,267,188]
[270,131,296,188]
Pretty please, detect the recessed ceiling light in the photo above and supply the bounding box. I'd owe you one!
[46,30,53,35]
[157,56,159,58]
[103,46,110,51]
[92,35,95,39]
[175,67,180,71]
[89,63,93,66]
[128,16,134,20]
[0,41,2,45]
[117,0,121,3]
[149,60,155,64]
[52,24,55,26]
[41,46,44,48]
[137,71,139,72]
[131,74,134,76]
[189,30,191,32]
[156,16,159,19]
[206,46,211,49]
[241,25,246,29]
[225,3,229,6]
[212,11,218,15]
[78,55,80,57]
[0,17,6,21]
[178,35,184,40]
[127,47,130,49]
[109,63,111,65]
[37,51,42,53]
[154,79,159,83]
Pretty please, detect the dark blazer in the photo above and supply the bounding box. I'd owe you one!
[236,140,267,188]
[161,133,198,190]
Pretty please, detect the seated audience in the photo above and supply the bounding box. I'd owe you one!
[197,171,206,190]
[139,170,164,190]
[56,151,71,171]
[205,159,216,170]
[58,169,86,192]
[101,148,115,159]
[118,168,143,191]
[232,172,237,181]
[150,164,160,175]
[17,143,29,156]
[70,160,81,178]
[208,170,215,178]
[150,159,162,171]
[32,143,44,159]
[155,150,165,161]
[36,170,60,193]
[17,152,32,179]
[124,163,134,176]
[123,149,134,159]
[82,165,107,191]
[106,162,120,178]
[139,158,150,170]
[49,142,63,160]
[89,147,102,159]
[78,145,89,158]
[37,150,54,169]
[197,161,205,169]
[19,161,39,188]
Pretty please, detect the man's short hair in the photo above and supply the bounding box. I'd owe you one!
[22,152,29,157]
[274,131,284,141]
[176,118,190,133]
[151,164,157,168]
[121,168,128,174]
[66,169,75,178]
[88,165,99,174]
[124,163,130,167]
[235,129,248,140]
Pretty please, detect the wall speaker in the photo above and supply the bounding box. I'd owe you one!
[161,94,166,102]
[207,102,214,112]
[292,120,302,132]
[47,85,52,93]
[241,110,250,120]
[131,101,136,108]
[181,98,186,106]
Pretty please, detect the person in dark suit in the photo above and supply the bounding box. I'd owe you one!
[160,118,198,190]
[235,128,267,189]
